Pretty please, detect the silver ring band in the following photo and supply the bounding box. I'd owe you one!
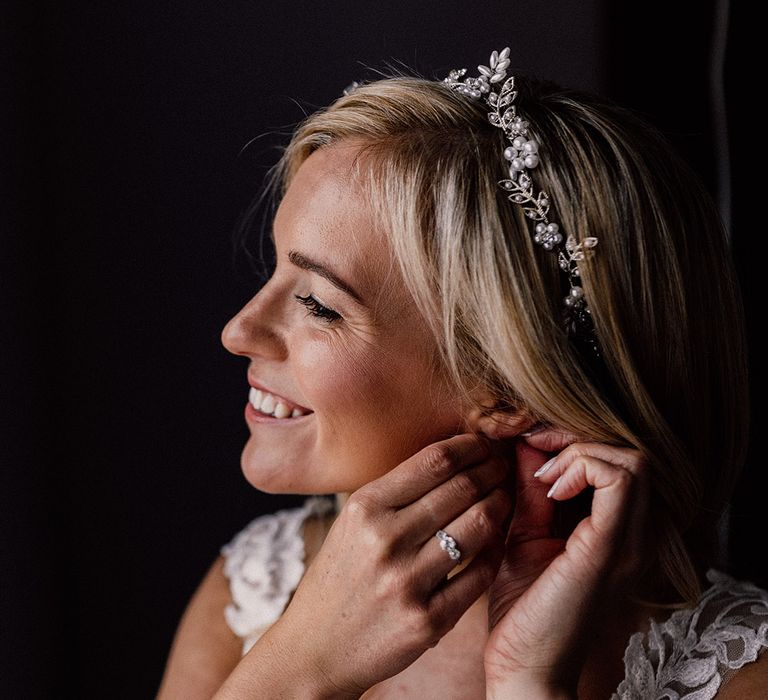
[436,529,462,562]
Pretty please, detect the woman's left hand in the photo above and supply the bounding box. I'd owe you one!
[482,426,651,698]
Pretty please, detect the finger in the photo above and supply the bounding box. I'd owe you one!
[538,442,651,581]
[519,425,587,453]
[532,441,644,480]
[362,433,492,509]
[412,487,512,596]
[392,453,509,548]
[504,440,556,540]
[534,453,640,573]
[424,535,507,634]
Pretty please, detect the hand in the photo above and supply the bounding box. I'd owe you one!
[268,432,515,698]
[482,425,651,698]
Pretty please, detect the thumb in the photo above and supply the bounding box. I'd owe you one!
[506,439,556,540]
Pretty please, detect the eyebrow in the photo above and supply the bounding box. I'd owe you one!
[287,249,365,305]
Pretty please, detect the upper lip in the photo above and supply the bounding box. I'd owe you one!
[248,377,314,413]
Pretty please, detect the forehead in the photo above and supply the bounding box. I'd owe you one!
[274,142,394,297]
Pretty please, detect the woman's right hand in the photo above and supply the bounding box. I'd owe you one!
[261,432,514,698]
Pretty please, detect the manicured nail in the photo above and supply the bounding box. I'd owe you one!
[533,456,557,477]
[547,475,562,498]
[520,423,546,437]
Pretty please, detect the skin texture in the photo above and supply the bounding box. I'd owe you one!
[220,140,483,496]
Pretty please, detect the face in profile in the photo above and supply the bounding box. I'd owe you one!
[221,141,471,495]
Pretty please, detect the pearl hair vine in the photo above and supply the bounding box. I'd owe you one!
[442,48,600,360]
[342,48,602,361]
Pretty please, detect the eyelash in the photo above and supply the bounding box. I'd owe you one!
[294,294,342,324]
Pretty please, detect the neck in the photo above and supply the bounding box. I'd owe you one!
[335,491,351,513]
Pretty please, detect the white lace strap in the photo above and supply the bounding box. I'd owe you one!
[612,568,768,699]
[220,496,337,655]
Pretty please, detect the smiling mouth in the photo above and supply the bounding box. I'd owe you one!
[248,387,313,419]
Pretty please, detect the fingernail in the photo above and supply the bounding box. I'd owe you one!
[547,475,562,498]
[533,456,557,477]
[520,423,546,437]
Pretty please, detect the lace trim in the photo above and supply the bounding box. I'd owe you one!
[221,499,768,692]
[611,568,768,699]
[220,495,336,655]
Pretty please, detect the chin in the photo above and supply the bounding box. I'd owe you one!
[239,457,340,496]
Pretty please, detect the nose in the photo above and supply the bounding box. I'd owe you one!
[220,284,287,360]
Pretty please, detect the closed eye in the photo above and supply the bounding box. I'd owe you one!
[294,294,342,324]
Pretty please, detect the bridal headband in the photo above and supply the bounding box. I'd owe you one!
[344,47,602,360]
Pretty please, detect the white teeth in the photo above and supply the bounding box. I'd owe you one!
[259,393,275,414]
[273,401,291,419]
[249,386,310,418]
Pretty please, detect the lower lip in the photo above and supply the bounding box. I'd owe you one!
[245,401,314,424]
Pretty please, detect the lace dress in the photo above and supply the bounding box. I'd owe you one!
[220,495,768,699]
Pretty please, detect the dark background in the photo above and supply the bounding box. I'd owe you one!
[2,1,758,698]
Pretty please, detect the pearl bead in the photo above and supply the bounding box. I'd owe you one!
[546,223,559,233]
[512,136,526,149]
[503,146,517,160]
[535,223,547,234]
[511,157,525,171]
[524,154,539,168]
[523,139,538,154]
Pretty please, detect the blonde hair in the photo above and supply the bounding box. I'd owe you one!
[250,72,749,610]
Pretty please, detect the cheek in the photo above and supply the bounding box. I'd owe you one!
[293,332,385,417]
[293,331,465,483]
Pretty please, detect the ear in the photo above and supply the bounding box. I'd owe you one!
[464,390,544,440]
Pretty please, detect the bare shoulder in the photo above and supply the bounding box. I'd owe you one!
[156,554,243,699]
[715,648,768,699]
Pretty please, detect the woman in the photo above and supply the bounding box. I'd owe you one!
[157,49,768,698]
